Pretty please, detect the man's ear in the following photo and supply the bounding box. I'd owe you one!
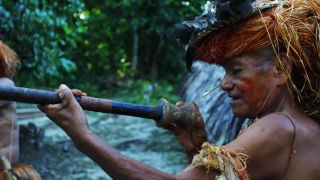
[272,53,292,86]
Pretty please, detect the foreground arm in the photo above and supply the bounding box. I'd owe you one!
[39,84,217,179]
[73,128,218,180]
[74,130,175,179]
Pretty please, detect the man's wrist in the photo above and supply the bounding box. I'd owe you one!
[68,128,93,147]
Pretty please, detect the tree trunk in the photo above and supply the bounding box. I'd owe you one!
[150,37,164,81]
[131,25,139,71]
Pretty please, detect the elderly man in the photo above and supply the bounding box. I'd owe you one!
[40,0,320,179]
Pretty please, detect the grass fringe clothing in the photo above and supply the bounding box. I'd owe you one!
[192,142,249,180]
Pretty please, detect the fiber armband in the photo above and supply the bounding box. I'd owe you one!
[191,142,249,180]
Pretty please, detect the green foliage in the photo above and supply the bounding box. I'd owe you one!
[0,0,206,98]
[104,79,181,105]
[0,0,84,86]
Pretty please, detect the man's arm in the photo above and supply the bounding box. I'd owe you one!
[73,130,218,180]
[39,84,218,179]
[73,130,175,180]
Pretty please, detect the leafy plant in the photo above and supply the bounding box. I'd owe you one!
[0,0,206,98]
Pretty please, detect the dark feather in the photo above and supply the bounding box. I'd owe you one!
[165,24,195,45]
[167,0,255,44]
[166,0,259,70]
[185,45,196,71]
[216,0,254,22]
[166,0,279,70]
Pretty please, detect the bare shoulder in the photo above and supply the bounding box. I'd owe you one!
[224,113,295,179]
[248,113,295,139]
[226,113,295,149]
[0,78,15,107]
[0,77,14,86]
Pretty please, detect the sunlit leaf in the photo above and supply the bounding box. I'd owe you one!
[61,58,77,73]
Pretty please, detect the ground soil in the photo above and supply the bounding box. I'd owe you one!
[18,112,188,180]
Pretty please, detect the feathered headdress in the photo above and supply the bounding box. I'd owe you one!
[167,0,278,70]
[168,0,320,120]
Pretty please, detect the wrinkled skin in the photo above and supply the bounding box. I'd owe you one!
[0,78,19,164]
[221,47,282,118]
[40,47,320,179]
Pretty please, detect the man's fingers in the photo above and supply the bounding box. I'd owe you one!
[58,84,70,93]
[72,89,87,96]
[176,101,185,107]
[164,123,184,136]
[38,104,63,112]
[57,84,77,106]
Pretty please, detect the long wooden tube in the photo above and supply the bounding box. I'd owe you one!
[0,86,199,128]
[0,86,163,121]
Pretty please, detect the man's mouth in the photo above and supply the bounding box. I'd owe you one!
[229,96,241,104]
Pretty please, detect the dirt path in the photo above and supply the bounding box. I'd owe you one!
[18,112,188,179]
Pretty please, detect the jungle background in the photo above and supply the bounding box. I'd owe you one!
[1,0,207,102]
[0,0,222,179]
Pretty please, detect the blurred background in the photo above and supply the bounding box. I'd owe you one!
[0,0,207,103]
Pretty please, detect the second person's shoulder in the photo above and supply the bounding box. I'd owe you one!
[0,78,15,87]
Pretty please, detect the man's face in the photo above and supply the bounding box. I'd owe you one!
[220,48,281,118]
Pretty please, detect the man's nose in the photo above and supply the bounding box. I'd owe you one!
[221,74,233,91]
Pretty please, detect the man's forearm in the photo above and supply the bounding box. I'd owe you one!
[72,131,176,180]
